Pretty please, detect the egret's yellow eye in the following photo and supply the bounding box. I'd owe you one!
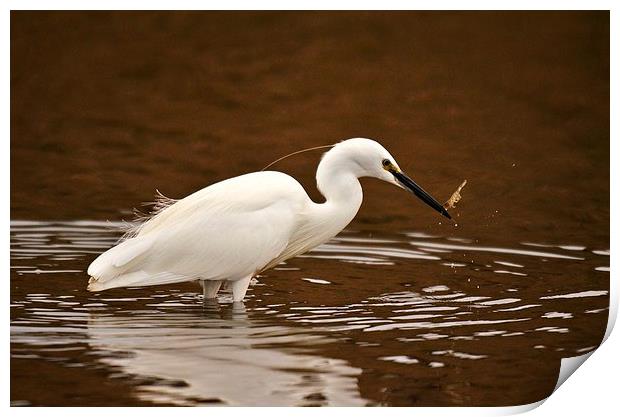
[382,159,391,168]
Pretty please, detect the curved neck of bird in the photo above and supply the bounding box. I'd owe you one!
[314,154,364,221]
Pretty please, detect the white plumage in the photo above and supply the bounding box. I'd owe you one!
[87,138,451,301]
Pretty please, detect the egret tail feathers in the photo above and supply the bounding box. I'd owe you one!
[87,270,194,292]
[87,235,153,281]
[87,230,205,292]
[87,271,149,291]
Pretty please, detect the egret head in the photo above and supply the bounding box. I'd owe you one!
[325,138,452,220]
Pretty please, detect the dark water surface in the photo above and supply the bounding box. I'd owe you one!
[10,221,609,406]
[11,12,609,406]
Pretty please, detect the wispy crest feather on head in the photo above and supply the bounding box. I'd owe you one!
[261,144,335,171]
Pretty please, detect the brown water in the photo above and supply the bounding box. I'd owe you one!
[11,11,609,406]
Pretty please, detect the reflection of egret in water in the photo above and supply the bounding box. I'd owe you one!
[86,301,365,406]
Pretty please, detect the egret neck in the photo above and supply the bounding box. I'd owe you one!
[312,149,365,239]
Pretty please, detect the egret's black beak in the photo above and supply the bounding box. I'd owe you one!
[392,171,452,220]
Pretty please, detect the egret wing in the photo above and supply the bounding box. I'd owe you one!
[87,172,306,291]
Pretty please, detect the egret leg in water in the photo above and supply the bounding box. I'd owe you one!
[87,138,451,302]
[200,280,223,299]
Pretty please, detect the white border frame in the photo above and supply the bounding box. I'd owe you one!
[4,3,616,416]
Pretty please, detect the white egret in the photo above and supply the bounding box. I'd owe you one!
[87,138,451,301]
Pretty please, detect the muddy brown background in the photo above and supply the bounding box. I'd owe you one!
[11,11,609,243]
